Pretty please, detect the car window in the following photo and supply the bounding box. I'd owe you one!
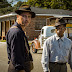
[42,29,44,34]
[51,29,55,33]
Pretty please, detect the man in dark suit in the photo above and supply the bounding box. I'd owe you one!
[6,5,35,72]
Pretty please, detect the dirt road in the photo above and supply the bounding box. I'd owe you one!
[0,42,43,72]
[0,42,71,72]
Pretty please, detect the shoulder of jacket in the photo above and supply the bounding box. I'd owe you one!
[45,35,55,44]
[64,37,72,43]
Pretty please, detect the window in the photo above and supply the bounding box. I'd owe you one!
[41,29,44,34]
[50,20,55,25]
[64,19,72,24]
[68,20,72,23]
[65,28,72,37]
[51,29,55,33]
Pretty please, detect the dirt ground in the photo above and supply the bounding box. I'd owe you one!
[0,42,72,72]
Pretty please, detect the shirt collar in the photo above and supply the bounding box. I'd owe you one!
[13,22,23,31]
[12,22,26,36]
[55,34,64,41]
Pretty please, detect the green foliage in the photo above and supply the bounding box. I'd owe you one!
[0,0,12,15]
[0,0,23,15]
[0,0,11,8]
[49,0,72,10]
[26,0,45,7]
[26,0,72,10]
[0,0,72,15]
[14,1,23,8]
[0,40,6,42]
[0,6,14,14]
[13,1,24,12]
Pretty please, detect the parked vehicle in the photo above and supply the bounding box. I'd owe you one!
[46,16,72,40]
[31,26,56,53]
[31,16,72,53]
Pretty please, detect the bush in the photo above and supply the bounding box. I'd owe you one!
[0,40,6,42]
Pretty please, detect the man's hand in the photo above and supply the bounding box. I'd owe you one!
[18,70,26,72]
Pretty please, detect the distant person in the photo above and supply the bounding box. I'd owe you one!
[6,5,35,72]
[41,18,72,72]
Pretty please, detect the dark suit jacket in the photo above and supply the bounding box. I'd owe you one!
[6,22,33,70]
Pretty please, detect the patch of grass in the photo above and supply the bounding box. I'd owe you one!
[0,40,6,42]
[29,43,32,46]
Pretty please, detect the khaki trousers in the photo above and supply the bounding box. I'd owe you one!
[49,62,67,72]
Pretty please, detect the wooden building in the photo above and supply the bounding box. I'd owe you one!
[46,16,72,39]
[0,7,72,40]
[0,13,16,40]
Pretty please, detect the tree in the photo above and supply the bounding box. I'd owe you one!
[0,7,14,14]
[50,0,72,10]
[0,0,23,15]
[26,0,72,10]
[26,0,45,7]
[0,0,12,15]
[14,1,23,8]
[13,1,24,12]
[0,0,11,8]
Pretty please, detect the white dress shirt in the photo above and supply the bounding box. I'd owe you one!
[41,34,72,72]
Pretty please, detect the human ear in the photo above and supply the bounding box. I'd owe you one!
[16,15,18,18]
[16,15,20,19]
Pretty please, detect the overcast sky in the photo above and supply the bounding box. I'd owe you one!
[7,0,28,6]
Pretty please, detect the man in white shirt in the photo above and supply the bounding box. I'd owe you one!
[41,18,72,72]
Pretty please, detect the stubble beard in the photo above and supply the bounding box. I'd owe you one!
[57,31,64,37]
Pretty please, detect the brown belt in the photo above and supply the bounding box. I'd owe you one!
[50,62,66,65]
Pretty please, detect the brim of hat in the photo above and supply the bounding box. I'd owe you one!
[54,23,66,27]
[15,10,36,18]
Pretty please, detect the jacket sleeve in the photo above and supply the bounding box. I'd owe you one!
[68,41,72,70]
[10,32,25,70]
[41,40,50,72]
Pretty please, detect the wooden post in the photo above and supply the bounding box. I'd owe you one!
[14,19,15,24]
[2,21,5,40]
[0,22,1,36]
[67,28,69,38]
[9,20,11,28]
